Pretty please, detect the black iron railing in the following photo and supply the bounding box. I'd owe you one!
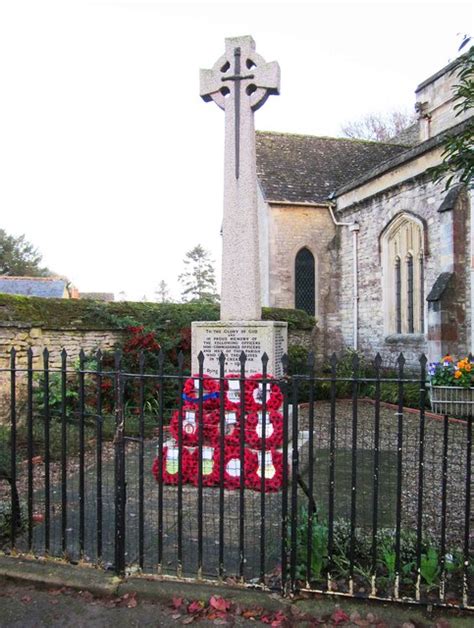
[0,348,472,610]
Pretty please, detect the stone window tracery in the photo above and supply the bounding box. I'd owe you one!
[381,214,425,335]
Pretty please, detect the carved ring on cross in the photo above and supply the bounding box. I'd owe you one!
[200,36,280,112]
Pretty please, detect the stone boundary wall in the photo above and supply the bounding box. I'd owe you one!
[0,323,314,371]
[0,298,316,424]
[0,324,124,370]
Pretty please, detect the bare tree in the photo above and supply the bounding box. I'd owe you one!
[341,110,417,142]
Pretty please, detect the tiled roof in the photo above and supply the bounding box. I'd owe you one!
[0,276,68,298]
[388,122,420,147]
[256,131,409,204]
[335,116,473,197]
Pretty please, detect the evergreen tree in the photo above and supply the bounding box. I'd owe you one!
[0,229,50,276]
[178,244,219,303]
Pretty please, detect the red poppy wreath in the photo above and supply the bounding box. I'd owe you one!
[221,446,257,490]
[205,409,241,447]
[188,445,220,487]
[245,448,285,492]
[152,443,193,485]
[182,374,220,410]
[245,410,283,449]
[244,374,283,413]
[169,407,219,446]
[222,374,245,411]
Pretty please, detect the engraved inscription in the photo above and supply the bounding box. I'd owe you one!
[192,322,287,378]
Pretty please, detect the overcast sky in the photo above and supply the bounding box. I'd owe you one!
[0,0,472,301]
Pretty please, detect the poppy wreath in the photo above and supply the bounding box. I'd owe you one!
[244,410,283,449]
[182,374,220,410]
[245,448,285,492]
[151,444,193,485]
[169,406,199,446]
[205,409,242,447]
[169,407,219,446]
[222,374,244,411]
[221,446,257,490]
[244,374,283,413]
[188,446,220,487]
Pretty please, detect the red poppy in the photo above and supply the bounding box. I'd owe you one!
[244,410,283,448]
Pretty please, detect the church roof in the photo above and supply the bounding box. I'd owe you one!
[256,131,409,204]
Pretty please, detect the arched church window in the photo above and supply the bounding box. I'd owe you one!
[419,253,425,333]
[295,248,315,316]
[395,257,401,333]
[381,214,425,335]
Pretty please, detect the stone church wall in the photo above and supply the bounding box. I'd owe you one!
[266,203,341,360]
[336,176,471,370]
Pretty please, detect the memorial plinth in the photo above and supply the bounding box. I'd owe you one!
[192,320,287,378]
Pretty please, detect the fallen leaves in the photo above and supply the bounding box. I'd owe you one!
[331,608,350,625]
[104,592,138,609]
[209,595,231,612]
[163,595,404,627]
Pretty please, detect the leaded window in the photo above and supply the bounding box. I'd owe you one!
[295,248,315,316]
[395,257,401,333]
[381,214,425,335]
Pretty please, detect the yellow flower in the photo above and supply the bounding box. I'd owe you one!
[443,355,453,363]
[454,370,462,379]
[465,364,472,372]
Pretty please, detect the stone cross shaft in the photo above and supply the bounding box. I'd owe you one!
[200,36,280,321]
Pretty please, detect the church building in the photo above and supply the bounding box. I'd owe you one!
[255,54,473,369]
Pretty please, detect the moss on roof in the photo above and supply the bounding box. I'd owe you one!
[256,130,409,204]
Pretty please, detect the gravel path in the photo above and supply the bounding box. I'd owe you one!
[3,399,472,580]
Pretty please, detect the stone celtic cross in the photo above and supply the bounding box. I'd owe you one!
[200,36,280,321]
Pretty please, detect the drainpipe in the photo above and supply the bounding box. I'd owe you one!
[327,199,360,351]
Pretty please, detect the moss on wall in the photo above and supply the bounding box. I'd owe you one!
[0,295,315,332]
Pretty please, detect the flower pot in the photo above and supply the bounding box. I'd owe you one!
[429,385,474,417]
